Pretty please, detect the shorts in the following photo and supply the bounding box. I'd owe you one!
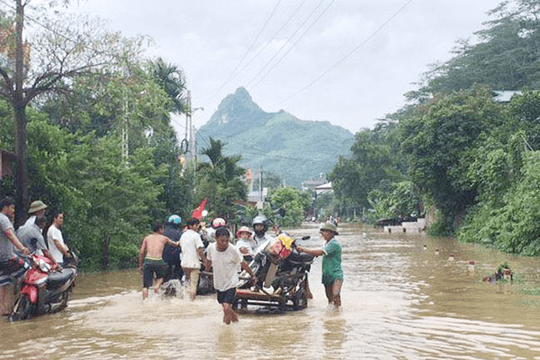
[216,287,236,304]
[0,255,30,286]
[143,259,170,288]
[322,273,344,287]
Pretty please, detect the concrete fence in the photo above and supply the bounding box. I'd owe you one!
[384,218,425,234]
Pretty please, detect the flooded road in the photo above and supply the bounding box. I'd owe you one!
[2,223,540,359]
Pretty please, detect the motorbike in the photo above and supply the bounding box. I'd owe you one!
[236,233,314,311]
[9,253,78,321]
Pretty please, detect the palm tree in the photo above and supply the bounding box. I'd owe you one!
[148,57,187,115]
[198,137,247,221]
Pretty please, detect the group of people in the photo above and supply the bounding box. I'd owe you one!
[138,216,257,324]
[0,197,72,316]
[138,213,344,324]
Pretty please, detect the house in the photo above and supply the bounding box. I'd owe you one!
[314,182,333,195]
[493,90,523,102]
[301,176,326,191]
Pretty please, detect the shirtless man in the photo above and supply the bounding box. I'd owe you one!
[138,221,180,300]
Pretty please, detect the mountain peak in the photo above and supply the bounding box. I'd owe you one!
[197,87,354,186]
[205,87,271,130]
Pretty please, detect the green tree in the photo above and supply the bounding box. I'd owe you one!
[328,120,404,217]
[148,57,187,115]
[400,86,505,234]
[459,149,540,256]
[263,171,283,189]
[0,1,147,224]
[197,137,247,223]
[268,186,310,227]
[414,0,540,98]
[27,118,165,270]
[367,180,422,221]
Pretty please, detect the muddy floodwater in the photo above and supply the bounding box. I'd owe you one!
[2,223,540,359]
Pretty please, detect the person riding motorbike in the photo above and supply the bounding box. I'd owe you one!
[252,215,273,251]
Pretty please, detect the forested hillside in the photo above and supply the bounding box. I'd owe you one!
[330,0,540,256]
[197,87,354,187]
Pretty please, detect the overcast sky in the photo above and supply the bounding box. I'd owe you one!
[71,0,498,135]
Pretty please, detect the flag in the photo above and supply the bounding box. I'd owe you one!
[192,198,209,219]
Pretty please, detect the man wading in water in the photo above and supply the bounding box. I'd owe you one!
[138,222,180,300]
[297,221,343,310]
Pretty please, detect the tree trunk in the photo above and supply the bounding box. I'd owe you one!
[101,237,110,270]
[14,0,27,228]
[14,105,27,228]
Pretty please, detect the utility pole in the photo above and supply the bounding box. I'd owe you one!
[256,166,264,210]
[185,90,203,163]
[259,166,263,202]
[186,90,192,161]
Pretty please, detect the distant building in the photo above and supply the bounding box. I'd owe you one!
[493,90,523,102]
[247,188,268,209]
[314,182,333,195]
[301,176,326,191]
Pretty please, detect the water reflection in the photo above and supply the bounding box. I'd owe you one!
[322,315,348,359]
[2,224,540,359]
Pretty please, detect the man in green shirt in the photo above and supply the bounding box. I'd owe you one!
[297,221,343,310]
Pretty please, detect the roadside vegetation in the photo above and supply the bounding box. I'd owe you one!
[0,1,320,271]
[329,0,540,256]
[4,0,540,270]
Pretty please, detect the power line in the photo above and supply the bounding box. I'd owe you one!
[204,0,283,104]
[278,0,415,106]
[0,0,84,45]
[245,0,329,89]
[251,0,336,90]
[232,0,309,86]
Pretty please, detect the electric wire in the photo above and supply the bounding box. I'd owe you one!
[204,0,283,104]
[250,0,336,90]
[278,0,415,106]
[245,0,328,89]
[0,0,91,46]
[229,0,309,88]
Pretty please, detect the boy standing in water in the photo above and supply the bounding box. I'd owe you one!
[138,221,180,300]
[205,227,256,324]
[297,221,343,310]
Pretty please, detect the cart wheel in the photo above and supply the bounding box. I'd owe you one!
[293,288,308,310]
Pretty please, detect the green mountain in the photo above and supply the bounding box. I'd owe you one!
[196,87,354,187]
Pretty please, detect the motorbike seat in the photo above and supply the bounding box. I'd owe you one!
[47,268,76,289]
[288,252,314,265]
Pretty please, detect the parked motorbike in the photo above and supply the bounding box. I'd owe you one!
[9,253,78,321]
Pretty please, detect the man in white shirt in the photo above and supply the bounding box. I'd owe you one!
[206,227,256,324]
[180,218,207,301]
[47,212,71,266]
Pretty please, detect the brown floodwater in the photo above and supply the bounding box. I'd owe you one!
[2,223,540,359]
